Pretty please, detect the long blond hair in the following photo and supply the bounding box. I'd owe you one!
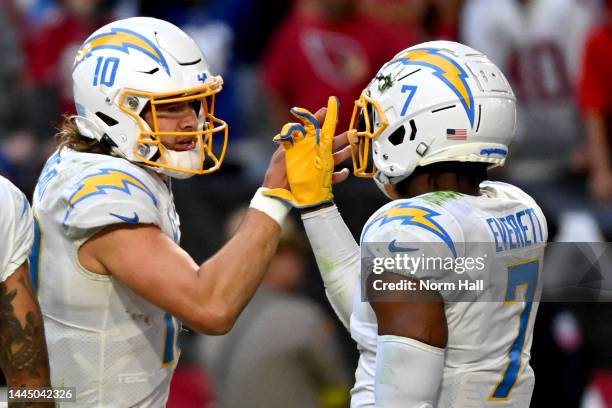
[55,115,112,155]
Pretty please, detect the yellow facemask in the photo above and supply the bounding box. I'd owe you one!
[347,91,389,178]
[119,78,228,176]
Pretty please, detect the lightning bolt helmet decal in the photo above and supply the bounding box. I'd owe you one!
[73,27,170,75]
[385,48,475,128]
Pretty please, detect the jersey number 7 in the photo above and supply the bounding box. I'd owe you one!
[490,258,539,401]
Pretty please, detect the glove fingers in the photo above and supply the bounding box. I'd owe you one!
[273,123,306,146]
[290,107,321,144]
[321,96,339,149]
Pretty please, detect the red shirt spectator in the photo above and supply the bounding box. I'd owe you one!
[262,3,417,130]
[578,14,612,202]
[579,24,612,117]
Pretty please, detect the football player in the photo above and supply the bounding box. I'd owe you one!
[0,176,52,401]
[31,17,294,406]
[267,41,548,407]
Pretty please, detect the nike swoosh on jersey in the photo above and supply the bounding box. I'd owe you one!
[388,240,420,253]
[110,212,140,224]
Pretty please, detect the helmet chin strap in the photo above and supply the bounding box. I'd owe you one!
[153,142,202,179]
[374,170,394,200]
[375,171,402,200]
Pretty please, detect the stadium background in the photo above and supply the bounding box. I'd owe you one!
[0,0,611,406]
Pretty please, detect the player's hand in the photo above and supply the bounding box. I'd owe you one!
[262,130,350,190]
[262,146,289,190]
[263,97,350,208]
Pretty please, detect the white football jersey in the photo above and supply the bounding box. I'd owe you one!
[350,181,547,407]
[0,176,34,282]
[462,0,600,178]
[32,149,182,407]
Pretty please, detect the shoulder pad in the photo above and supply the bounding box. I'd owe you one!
[481,181,548,240]
[62,162,163,240]
[361,198,464,259]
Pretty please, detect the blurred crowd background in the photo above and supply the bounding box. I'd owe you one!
[1,0,612,406]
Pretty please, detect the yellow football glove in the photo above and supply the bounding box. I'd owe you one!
[263,96,338,208]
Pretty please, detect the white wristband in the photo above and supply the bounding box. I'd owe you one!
[249,187,292,226]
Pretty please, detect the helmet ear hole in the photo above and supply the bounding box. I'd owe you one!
[387,126,405,146]
[95,112,118,127]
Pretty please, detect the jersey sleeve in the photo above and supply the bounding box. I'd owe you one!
[302,205,360,330]
[60,164,163,243]
[361,199,464,298]
[0,177,34,282]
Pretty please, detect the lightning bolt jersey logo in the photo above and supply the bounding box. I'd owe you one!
[386,48,475,128]
[65,168,158,221]
[363,203,457,257]
[73,27,170,75]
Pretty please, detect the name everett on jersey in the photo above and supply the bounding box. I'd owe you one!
[485,207,544,253]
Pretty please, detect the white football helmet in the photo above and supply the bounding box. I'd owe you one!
[72,17,228,178]
[347,41,516,196]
